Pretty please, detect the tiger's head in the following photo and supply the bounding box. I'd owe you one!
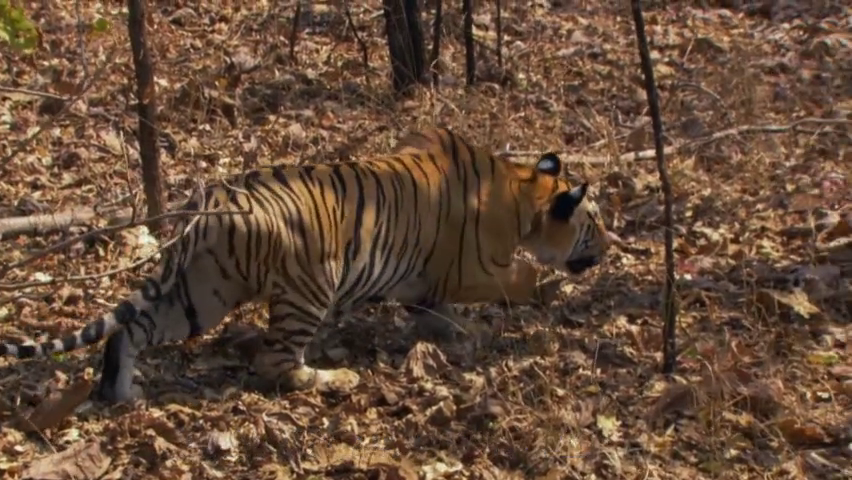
[517,152,610,276]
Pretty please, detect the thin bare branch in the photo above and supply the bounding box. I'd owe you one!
[344,2,370,70]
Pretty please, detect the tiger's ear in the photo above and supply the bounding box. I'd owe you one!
[535,152,562,177]
[549,182,589,220]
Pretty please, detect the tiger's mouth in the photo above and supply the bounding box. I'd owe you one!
[565,256,600,274]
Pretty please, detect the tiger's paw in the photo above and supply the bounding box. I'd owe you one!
[283,366,361,393]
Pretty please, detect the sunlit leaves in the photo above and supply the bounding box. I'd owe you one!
[0,0,38,53]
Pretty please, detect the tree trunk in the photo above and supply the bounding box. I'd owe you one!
[382,0,425,95]
[496,0,503,70]
[462,0,475,85]
[127,0,164,233]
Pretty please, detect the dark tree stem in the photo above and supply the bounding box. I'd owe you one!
[630,0,678,374]
[289,1,302,63]
[461,0,475,85]
[383,0,426,94]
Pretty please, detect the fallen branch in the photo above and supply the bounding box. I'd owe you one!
[0,198,191,239]
[503,117,852,164]
[0,86,65,101]
[0,208,102,239]
[0,207,248,292]
[0,205,251,280]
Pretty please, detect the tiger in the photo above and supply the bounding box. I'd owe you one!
[0,126,610,405]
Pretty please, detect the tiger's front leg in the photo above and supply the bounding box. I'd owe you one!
[408,258,564,339]
[447,257,565,306]
[252,299,360,393]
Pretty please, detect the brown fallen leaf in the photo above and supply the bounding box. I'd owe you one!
[829,365,852,381]
[776,417,833,448]
[426,398,457,426]
[734,379,784,420]
[818,211,852,243]
[401,342,451,380]
[257,463,293,480]
[135,430,182,468]
[527,328,559,357]
[377,463,419,480]
[140,414,184,445]
[753,288,822,321]
[646,383,701,427]
[457,397,508,431]
[19,369,94,433]
[377,383,402,406]
[206,429,239,456]
[21,441,111,480]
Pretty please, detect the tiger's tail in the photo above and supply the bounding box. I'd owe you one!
[0,305,129,359]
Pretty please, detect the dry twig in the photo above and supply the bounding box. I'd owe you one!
[0,86,65,101]
[430,0,443,87]
[74,0,89,80]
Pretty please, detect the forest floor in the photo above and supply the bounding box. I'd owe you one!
[0,1,851,479]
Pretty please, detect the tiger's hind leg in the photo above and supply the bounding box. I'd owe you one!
[95,253,256,404]
[252,299,360,393]
[96,329,144,403]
